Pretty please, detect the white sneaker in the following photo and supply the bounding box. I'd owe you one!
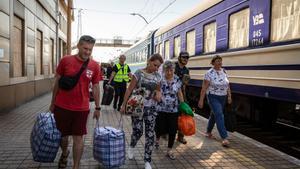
[128,146,134,159]
[145,162,152,169]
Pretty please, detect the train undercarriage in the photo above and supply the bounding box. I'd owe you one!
[186,85,300,130]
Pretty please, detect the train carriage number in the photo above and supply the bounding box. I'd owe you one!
[252,13,264,46]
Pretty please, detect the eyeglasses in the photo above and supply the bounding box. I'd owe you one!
[181,56,189,59]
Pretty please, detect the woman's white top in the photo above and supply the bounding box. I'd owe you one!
[204,68,229,96]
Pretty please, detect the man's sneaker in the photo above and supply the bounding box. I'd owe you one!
[128,146,134,159]
[145,162,152,169]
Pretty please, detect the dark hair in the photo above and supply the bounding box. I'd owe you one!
[163,60,175,70]
[211,55,222,64]
[179,51,189,58]
[149,53,163,64]
[78,35,96,44]
[119,54,126,59]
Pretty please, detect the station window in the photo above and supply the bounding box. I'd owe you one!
[174,36,181,58]
[36,30,44,75]
[186,30,195,56]
[12,15,25,77]
[164,40,170,60]
[50,38,55,74]
[229,8,250,49]
[271,0,300,42]
[204,22,216,53]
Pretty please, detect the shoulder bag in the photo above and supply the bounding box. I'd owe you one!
[59,59,89,90]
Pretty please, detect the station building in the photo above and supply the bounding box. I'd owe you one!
[0,0,73,111]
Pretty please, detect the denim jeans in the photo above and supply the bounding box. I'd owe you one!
[206,94,228,139]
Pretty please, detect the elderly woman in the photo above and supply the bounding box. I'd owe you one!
[120,53,163,169]
[198,55,232,147]
[155,60,184,160]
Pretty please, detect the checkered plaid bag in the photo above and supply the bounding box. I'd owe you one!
[93,117,125,168]
[30,112,61,162]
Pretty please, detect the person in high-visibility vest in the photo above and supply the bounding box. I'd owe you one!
[108,55,132,111]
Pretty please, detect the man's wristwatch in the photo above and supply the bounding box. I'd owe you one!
[95,107,101,111]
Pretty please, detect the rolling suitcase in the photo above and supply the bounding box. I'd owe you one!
[101,84,114,105]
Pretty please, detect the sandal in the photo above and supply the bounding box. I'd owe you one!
[205,133,215,139]
[222,139,230,147]
[58,150,70,168]
[177,137,187,144]
[166,151,176,160]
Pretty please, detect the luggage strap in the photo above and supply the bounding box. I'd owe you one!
[95,114,123,130]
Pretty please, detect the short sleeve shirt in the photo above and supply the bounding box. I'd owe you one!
[158,75,182,113]
[175,62,189,82]
[55,55,101,111]
[134,69,161,107]
[204,68,229,96]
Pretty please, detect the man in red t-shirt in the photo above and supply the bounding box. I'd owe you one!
[50,35,102,169]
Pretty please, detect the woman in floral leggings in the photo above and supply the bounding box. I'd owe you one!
[120,54,163,169]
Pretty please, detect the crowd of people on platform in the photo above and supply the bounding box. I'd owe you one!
[50,35,232,169]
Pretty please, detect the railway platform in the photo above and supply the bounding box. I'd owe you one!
[0,93,299,169]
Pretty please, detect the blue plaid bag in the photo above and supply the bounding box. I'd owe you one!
[30,112,61,162]
[93,117,125,168]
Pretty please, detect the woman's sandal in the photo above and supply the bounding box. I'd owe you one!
[205,133,216,139]
[222,139,230,147]
[166,152,176,160]
[58,150,70,169]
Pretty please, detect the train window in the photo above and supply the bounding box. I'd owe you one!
[186,30,195,56]
[164,40,170,60]
[159,43,163,55]
[204,22,216,53]
[174,36,181,58]
[155,45,158,53]
[229,8,250,49]
[271,0,300,42]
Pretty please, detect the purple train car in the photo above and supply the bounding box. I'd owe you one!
[125,0,300,128]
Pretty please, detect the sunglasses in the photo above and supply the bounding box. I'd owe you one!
[181,56,189,59]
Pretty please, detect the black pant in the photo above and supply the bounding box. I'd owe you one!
[113,82,127,110]
[155,112,179,148]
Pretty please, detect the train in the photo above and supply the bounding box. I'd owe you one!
[123,0,300,129]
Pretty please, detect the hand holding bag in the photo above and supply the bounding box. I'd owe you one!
[179,102,194,117]
[125,74,146,117]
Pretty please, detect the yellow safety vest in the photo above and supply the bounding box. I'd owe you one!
[113,63,130,82]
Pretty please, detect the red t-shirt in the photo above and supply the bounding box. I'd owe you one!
[55,55,102,111]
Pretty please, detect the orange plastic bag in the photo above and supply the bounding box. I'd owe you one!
[178,114,196,136]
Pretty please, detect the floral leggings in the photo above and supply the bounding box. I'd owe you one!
[130,106,157,162]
